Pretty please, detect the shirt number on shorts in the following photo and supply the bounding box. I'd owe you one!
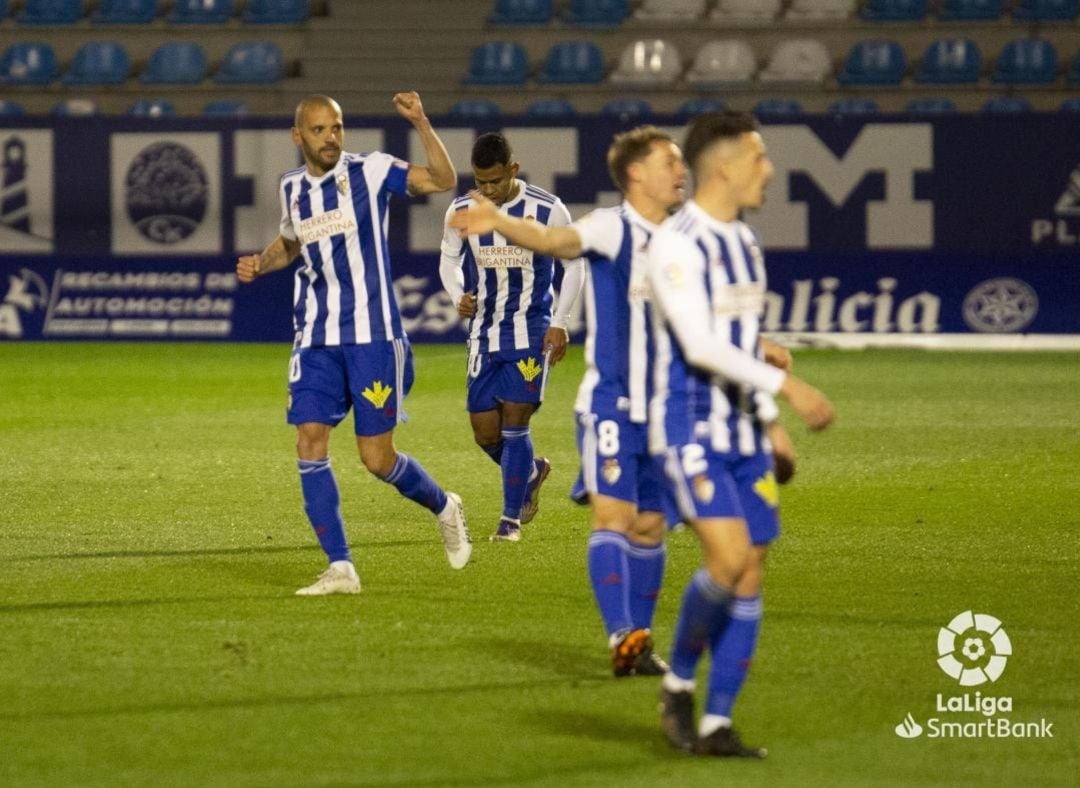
[597,419,620,457]
[680,444,707,477]
[467,353,482,379]
[288,353,301,383]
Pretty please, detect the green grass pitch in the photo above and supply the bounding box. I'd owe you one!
[1,343,1077,786]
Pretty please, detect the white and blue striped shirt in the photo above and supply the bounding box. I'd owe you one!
[572,202,658,423]
[646,200,783,457]
[279,150,409,348]
[441,180,573,354]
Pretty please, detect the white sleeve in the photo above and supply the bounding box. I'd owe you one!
[549,200,584,330]
[571,210,623,259]
[754,391,780,424]
[439,201,466,305]
[646,228,786,395]
[278,178,297,241]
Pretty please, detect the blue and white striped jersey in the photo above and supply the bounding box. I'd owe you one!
[441,180,572,354]
[572,202,658,423]
[647,200,782,458]
[279,150,409,348]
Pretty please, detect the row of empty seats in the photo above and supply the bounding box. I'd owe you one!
[0,41,284,84]
[487,0,1080,24]
[0,97,250,115]
[464,38,1080,87]
[0,0,309,24]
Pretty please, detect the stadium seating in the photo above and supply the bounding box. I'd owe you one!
[992,39,1058,84]
[129,98,176,117]
[169,0,233,23]
[561,0,630,26]
[906,97,957,113]
[837,39,906,86]
[17,0,82,24]
[915,39,982,84]
[203,99,249,116]
[753,98,803,115]
[634,0,707,20]
[1059,98,1080,112]
[0,0,6,20]
[936,0,1002,19]
[602,97,652,120]
[0,100,26,115]
[686,39,756,87]
[141,42,208,84]
[786,0,854,19]
[1012,0,1079,20]
[860,0,927,20]
[829,98,880,114]
[93,0,158,23]
[982,96,1033,112]
[449,99,502,118]
[62,42,131,86]
[537,42,604,84]
[525,98,577,117]
[678,97,727,117]
[609,39,682,86]
[489,0,553,24]
[243,0,308,23]
[215,42,284,83]
[1069,52,1080,83]
[759,39,832,84]
[711,0,781,22]
[462,42,529,86]
[0,43,58,85]
[52,98,99,116]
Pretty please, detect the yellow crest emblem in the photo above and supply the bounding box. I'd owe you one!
[516,357,543,382]
[361,380,393,408]
[754,471,780,508]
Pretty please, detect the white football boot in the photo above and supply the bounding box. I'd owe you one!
[295,561,361,596]
[437,492,472,569]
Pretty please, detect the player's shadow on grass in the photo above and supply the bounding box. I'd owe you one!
[531,709,674,756]
[468,636,606,680]
[11,541,427,562]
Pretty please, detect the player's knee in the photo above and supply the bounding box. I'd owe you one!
[295,425,329,460]
[472,428,500,448]
[628,514,666,546]
[359,445,395,478]
[501,402,534,427]
[703,542,750,587]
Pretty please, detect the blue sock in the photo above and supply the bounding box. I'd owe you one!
[500,426,533,520]
[706,596,763,717]
[587,530,633,636]
[669,569,733,681]
[380,452,448,515]
[298,458,350,562]
[481,440,504,465]
[627,541,666,631]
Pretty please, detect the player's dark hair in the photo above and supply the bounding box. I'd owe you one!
[471,133,513,169]
[682,111,759,175]
[606,126,674,192]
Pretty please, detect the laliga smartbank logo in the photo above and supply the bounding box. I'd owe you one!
[894,610,1054,740]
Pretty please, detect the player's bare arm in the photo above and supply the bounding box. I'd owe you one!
[450,190,585,259]
[767,421,796,484]
[761,337,792,372]
[779,376,835,432]
[237,235,301,283]
[394,92,456,196]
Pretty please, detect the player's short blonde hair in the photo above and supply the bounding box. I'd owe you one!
[606,126,674,193]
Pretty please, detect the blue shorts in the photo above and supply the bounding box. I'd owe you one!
[287,338,414,437]
[466,344,550,413]
[661,445,780,545]
[570,411,677,522]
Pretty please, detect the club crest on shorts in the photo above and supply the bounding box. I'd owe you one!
[602,458,622,485]
[692,474,714,504]
[753,471,780,508]
[361,380,392,408]
[516,357,542,382]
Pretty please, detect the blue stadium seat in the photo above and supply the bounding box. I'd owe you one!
[1069,51,1080,84]
[1058,98,1080,112]
[52,98,99,116]
[214,42,283,83]
[829,98,880,114]
[837,40,906,86]
[449,99,502,119]
[906,97,957,113]
[678,97,727,117]
[203,99,249,116]
[62,42,131,85]
[462,42,528,85]
[561,0,629,26]
[93,0,157,23]
[915,39,981,84]
[168,0,232,23]
[525,98,577,117]
[489,0,553,24]
[129,98,176,117]
[753,98,803,116]
[992,39,1058,85]
[0,43,58,85]
[142,42,207,84]
[937,0,1002,18]
[602,97,651,120]
[982,96,1033,113]
[243,0,308,23]
[18,0,82,24]
[537,42,605,84]
[0,100,26,115]
[1012,0,1078,20]
[861,0,927,20]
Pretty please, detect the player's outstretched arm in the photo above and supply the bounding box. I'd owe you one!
[394,92,456,196]
[761,337,792,372]
[449,190,585,259]
[237,235,301,283]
